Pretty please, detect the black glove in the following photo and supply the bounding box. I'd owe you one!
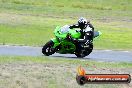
[69,26,73,29]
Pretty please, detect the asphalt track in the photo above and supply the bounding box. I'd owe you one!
[0,45,132,62]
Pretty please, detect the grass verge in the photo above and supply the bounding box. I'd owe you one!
[0,56,131,88]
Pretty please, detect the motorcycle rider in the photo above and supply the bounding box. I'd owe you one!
[69,17,94,45]
[42,17,95,57]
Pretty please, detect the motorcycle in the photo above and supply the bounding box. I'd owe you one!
[42,25,101,58]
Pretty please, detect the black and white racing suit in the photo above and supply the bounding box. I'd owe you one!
[69,23,94,45]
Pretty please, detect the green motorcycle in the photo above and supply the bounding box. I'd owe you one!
[42,25,101,58]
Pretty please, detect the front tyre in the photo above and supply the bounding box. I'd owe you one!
[42,40,55,56]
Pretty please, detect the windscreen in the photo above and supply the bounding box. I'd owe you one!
[60,25,70,33]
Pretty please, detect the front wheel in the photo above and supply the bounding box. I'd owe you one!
[42,40,55,56]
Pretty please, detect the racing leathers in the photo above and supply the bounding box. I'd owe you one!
[69,23,94,45]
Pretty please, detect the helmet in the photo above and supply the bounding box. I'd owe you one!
[78,17,88,29]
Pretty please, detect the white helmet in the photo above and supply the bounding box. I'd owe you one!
[78,17,88,29]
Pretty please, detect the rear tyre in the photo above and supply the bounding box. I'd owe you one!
[85,44,93,56]
[75,51,86,58]
[42,40,55,56]
[75,44,93,58]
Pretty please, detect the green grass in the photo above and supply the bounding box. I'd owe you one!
[0,0,132,50]
[0,13,132,50]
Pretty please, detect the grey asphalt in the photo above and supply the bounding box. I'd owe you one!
[0,45,132,62]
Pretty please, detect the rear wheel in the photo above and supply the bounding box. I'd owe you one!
[85,44,93,56]
[75,44,93,58]
[75,51,86,58]
[42,40,55,56]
